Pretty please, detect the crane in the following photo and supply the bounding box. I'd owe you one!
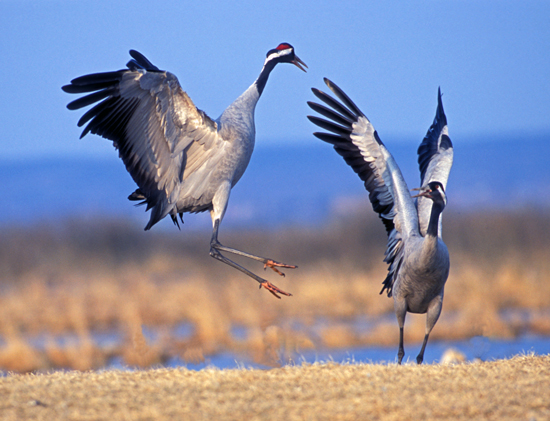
[307,78,453,364]
[62,44,307,299]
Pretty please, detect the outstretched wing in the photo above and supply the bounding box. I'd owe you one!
[62,50,223,229]
[307,78,419,296]
[416,88,453,237]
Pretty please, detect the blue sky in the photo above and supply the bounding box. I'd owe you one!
[1,0,549,160]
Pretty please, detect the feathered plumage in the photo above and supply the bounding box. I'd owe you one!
[63,44,307,298]
[308,78,453,363]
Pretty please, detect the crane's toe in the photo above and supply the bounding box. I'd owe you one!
[260,280,292,299]
[263,259,298,277]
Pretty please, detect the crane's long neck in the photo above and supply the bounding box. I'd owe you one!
[255,59,278,96]
[426,201,445,238]
[221,58,278,126]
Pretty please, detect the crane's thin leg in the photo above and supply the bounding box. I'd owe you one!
[395,300,407,365]
[209,219,292,298]
[416,294,443,364]
[211,224,297,276]
[416,333,430,364]
[398,327,405,364]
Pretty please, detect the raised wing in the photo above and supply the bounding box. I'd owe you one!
[307,78,419,296]
[62,50,223,229]
[416,88,453,237]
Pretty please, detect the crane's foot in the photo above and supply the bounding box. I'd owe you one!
[263,259,298,277]
[260,280,293,299]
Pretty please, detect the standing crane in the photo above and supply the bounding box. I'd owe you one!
[62,44,307,298]
[307,79,453,364]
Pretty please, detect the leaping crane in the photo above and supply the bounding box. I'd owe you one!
[63,44,307,298]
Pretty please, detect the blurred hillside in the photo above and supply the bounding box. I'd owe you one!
[1,134,549,230]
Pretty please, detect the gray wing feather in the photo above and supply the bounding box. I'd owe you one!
[308,78,420,296]
[62,52,223,229]
[416,88,453,237]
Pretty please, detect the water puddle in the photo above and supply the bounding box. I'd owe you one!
[121,334,550,371]
[2,321,549,372]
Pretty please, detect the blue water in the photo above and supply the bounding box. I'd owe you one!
[147,335,550,370]
[1,323,548,373]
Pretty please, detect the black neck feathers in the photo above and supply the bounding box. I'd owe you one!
[255,59,278,96]
[426,200,445,237]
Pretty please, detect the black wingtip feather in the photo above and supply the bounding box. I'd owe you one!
[310,87,357,121]
[69,71,126,86]
[62,80,117,94]
[435,87,447,126]
[311,132,357,151]
[307,101,354,127]
[323,78,364,117]
[127,50,161,72]
[66,88,115,110]
[307,115,352,136]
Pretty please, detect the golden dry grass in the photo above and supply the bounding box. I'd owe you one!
[1,354,549,420]
[0,209,549,372]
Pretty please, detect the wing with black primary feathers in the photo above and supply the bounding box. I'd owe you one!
[416,88,453,237]
[62,50,224,229]
[307,78,422,297]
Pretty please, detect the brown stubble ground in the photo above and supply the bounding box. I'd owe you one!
[1,355,549,420]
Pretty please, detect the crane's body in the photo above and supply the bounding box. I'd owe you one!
[63,44,307,298]
[308,79,453,364]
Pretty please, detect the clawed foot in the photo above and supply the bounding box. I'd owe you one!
[260,280,293,299]
[263,259,298,277]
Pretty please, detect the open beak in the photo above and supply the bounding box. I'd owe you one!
[292,55,308,72]
[411,186,432,199]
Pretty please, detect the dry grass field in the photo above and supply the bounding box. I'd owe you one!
[1,355,549,420]
[0,209,549,372]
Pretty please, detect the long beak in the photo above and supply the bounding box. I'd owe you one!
[411,187,432,199]
[292,55,308,72]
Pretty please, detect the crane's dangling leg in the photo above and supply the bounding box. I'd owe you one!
[209,218,294,299]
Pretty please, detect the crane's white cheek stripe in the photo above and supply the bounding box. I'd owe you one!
[264,49,291,65]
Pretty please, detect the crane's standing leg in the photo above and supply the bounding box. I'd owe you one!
[398,327,405,364]
[416,333,430,365]
[394,299,407,365]
[416,294,443,364]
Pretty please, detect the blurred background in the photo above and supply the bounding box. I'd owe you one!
[1,0,549,372]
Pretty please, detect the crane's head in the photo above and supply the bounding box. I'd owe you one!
[265,43,308,72]
[412,181,447,208]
